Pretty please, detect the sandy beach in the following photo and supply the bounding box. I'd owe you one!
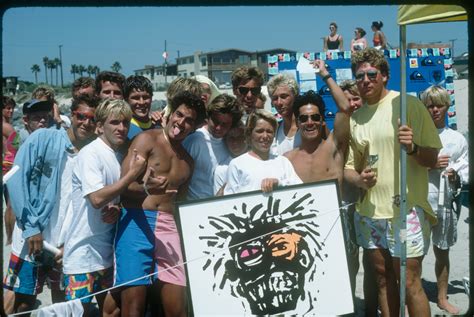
[2,80,470,316]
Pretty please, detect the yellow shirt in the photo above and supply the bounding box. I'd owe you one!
[345,90,442,223]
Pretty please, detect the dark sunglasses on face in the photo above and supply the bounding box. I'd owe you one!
[238,86,261,96]
[73,111,95,123]
[355,69,379,82]
[299,113,322,123]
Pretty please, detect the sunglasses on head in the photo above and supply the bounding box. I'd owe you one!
[355,69,379,82]
[298,113,322,123]
[73,111,95,123]
[238,86,261,96]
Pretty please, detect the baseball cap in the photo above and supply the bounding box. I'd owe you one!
[22,99,53,114]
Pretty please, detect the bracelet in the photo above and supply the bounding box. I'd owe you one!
[143,183,151,195]
[322,73,331,82]
[406,143,418,155]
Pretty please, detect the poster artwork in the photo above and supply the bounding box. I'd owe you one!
[177,181,354,316]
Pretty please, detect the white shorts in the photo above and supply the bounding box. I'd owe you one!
[354,206,431,258]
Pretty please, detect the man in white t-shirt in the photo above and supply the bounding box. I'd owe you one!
[183,93,243,200]
[4,95,100,314]
[62,99,146,316]
[422,85,468,315]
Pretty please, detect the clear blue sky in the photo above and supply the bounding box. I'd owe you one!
[2,5,468,84]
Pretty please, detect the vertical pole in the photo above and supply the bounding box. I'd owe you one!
[164,40,167,84]
[59,45,64,88]
[399,24,408,317]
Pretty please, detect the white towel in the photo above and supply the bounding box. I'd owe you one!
[36,299,83,317]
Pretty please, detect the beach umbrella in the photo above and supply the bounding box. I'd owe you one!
[397,5,467,316]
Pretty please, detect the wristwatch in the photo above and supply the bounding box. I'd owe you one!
[406,143,418,155]
[322,73,331,82]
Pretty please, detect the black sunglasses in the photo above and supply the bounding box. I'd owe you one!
[238,86,261,96]
[298,114,322,123]
[355,69,379,82]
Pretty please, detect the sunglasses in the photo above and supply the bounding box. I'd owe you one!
[238,86,261,96]
[298,113,322,123]
[355,69,379,82]
[73,111,95,123]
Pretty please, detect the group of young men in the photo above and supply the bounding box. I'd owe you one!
[2,47,468,316]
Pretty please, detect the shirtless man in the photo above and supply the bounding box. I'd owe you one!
[284,60,350,188]
[103,91,206,317]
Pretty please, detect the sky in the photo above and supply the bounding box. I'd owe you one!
[2,5,469,84]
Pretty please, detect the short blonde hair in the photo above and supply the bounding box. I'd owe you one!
[245,109,277,142]
[95,98,132,124]
[420,85,451,108]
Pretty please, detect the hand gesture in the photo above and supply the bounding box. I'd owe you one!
[312,59,328,75]
[398,121,415,153]
[142,166,178,195]
[101,203,121,224]
[150,110,165,126]
[261,178,278,193]
[436,154,450,169]
[359,167,377,190]
[128,149,147,179]
[27,233,43,256]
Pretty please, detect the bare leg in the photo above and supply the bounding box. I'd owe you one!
[362,249,378,316]
[367,248,399,317]
[120,286,147,317]
[393,256,430,317]
[433,246,460,314]
[103,291,121,317]
[13,293,36,316]
[159,281,186,317]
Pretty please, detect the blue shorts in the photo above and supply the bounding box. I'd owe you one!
[3,253,62,295]
[113,208,159,287]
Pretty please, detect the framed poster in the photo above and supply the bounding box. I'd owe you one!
[176,180,353,316]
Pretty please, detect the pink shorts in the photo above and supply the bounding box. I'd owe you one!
[154,212,186,286]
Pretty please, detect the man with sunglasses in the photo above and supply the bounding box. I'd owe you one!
[4,95,100,315]
[183,93,243,200]
[231,66,264,119]
[344,48,441,317]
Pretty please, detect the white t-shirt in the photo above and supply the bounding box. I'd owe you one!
[428,127,469,210]
[270,121,301,156]
[12,151,77,261]
[183,126,231,199]
[224,152,302,195]
[213,156,233,195]
[63,138,122,274]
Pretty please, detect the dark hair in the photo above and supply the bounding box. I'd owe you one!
[124,75,154,99]
[293,90,326,119]
[3,96,16,108]
[371,21,383,30]
[72,77,96,96]
[231,66,264,89]
[207,94,243,127]
[169,91,207,127]
[95,71,125,93]
[70,94,101,112]
[355,27,367,38]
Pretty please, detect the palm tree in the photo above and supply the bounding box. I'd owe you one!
[31,64,41,84]
[93,65,100,78]
[111,61,122,73]
[70,64,79,81]
[78,65,86,77]
[87,65,94,77]
[48,60,55,86]
[53,58,61,86]
[42,56,49,84]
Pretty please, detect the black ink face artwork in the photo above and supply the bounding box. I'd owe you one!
[200,192,326,315]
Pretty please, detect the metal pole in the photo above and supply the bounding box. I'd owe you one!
[399,24,408,317]
[164,40,167,84]
[59,45,64,88]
